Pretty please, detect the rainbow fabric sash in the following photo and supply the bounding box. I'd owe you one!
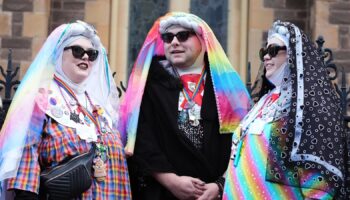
[118,12,251,154]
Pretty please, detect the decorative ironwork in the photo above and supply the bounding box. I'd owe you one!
[316,36,350,124]
[0,49,20,101]
[0,49,21,128]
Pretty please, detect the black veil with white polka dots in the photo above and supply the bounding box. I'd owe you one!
[252,21,346,198]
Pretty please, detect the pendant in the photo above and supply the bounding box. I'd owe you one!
[188,110,199,126]
[178,110,187,123]
[190,119,200,126]
[93,156,107,182]
[70,111,80,123]
[51,107,63,118]
[184,101,195,109]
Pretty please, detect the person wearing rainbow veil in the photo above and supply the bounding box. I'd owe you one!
[118,12,250,200]
[0,21,131,199]
[223,20,347,200]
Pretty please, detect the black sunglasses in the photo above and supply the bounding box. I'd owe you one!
[161,31,196,43]
[259,45,286,61]
[64,45,99,62]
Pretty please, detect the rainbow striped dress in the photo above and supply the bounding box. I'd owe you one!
[223,87,334,200]
[223,123,306,200]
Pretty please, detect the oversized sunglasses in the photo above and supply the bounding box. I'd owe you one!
[259,45,286,61]
[161,31,196,43]
[64,45,99,62]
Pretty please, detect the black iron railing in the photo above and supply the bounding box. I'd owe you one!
[0,49,20,127]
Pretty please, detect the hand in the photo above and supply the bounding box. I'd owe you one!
[153,173,205,200]
[196,183,220,200]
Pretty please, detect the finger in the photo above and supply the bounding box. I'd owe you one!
[191,178,205,186]
[193,183,206,191]
[193,188,204,196]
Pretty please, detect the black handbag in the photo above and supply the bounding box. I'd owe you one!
[40,143,96,199]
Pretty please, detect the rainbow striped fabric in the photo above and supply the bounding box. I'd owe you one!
[118,12,251,154]
[0,24,62,181]
[223,123,332,200]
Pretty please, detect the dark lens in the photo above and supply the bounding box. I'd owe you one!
[71,46,85,59]
[267,46,278,58]
[259,47,267,61]
[176,31,190,42]
[161,33,175,43]
[86,50,99,61]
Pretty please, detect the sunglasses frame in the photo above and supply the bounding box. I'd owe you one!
[259,45,286,61]
[161,31,196,43]
[64,45,99,62]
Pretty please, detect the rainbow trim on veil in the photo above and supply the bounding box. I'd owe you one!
[118,12,251,154]
[0,24,64,181]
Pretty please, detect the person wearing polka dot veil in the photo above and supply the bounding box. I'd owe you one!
[0,21,131,199]
[223,20,347,200]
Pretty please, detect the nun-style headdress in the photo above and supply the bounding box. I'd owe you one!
[245,20,346,197]
[118,12,251,154]
[0,21,118,181]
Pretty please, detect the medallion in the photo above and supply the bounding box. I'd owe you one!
[51,107,63,118]
[188,82,196,92]
[188,107,200,126]
[93,156,107,182]
[190,119,200,126]
[178,110,187,123]
[184,101,195,109]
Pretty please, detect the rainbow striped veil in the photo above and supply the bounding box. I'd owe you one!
[0,21,116,182]
[118,12,251,155]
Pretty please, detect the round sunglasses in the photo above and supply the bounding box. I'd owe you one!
[259,45,286,61]
[64,45,99,62]
[161,31,196,43]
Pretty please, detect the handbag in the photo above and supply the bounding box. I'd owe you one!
[40,143,96,199]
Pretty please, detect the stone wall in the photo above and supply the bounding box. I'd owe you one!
[328,0,350,71]
[0,0,49,79]
[0,0,110,83]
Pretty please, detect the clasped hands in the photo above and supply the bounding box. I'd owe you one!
[154,173,220,200]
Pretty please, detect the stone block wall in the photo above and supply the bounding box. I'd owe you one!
[0,0,110,84]
[0,0,51,93]
[328,0,350,71]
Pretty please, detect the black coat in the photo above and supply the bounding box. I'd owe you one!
[128,56,232,200]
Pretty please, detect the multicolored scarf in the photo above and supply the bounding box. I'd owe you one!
[118,12,251,154]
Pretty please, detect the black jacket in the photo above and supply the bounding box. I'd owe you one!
[128,56,232,200]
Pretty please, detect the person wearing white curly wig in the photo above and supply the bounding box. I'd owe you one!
[0,21,131,199]
[223,21,346,199]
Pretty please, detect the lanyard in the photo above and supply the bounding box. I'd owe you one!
[53,75,102,134]
[180,67,206,109]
